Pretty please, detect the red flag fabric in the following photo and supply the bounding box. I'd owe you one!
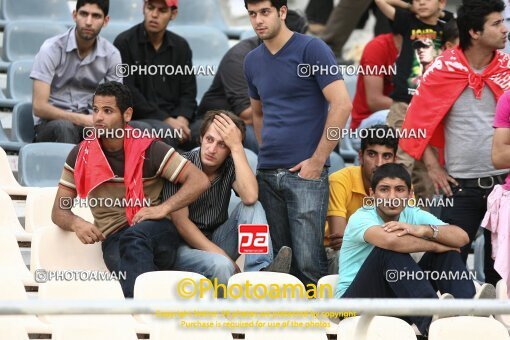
[400,47,510,160]
[74,125,156,225]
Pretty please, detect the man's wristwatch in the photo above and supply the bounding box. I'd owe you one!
[429,224,439,240]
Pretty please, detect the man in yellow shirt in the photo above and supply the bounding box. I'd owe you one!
[326,124,398,273]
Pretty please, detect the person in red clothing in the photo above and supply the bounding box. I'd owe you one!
[350,33,401,130]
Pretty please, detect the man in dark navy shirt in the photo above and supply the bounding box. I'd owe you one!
[244,0,351,286]
[114,0,197,147]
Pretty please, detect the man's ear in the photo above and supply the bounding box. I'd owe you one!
[170,8,178,20]
[280,5,287,20]
[102,15,110,27]
[123,107,133,123]
[469,28,481,41]
[369,188,374,196]
[358,150,363,165]
[72,9,77,22]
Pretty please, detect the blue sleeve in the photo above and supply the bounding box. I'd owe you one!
[346,208,382,244]
[243,53,260,100]
[411,208,448,226]
[303,38,342,90]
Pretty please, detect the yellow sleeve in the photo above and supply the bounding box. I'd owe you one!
[327,170,352,218]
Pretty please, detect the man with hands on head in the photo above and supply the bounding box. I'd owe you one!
[164,110,292,290]
[52,81,209,298]
[337,163,484,336]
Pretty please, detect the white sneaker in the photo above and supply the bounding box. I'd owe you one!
[474,283,496,299]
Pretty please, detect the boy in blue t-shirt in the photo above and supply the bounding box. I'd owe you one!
[337,163,478,336]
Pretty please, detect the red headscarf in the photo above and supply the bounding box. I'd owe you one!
[400,47,510,160]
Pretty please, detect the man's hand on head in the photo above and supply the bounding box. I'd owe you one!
[73,220,105,244]
[212,113,243,152]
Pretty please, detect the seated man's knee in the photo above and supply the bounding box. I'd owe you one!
[208,254,235,285]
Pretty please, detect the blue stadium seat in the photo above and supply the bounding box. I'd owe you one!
[339,116,359,162]
[240,29,257,40]
[2,21,69,62]
[18,143,75,187]
[100,22,132,44]
[343,75,358,100]
[0,87,18,109]
[172,0,244,38]
[0,120,25,152]
[107,0,143,23]
[0,0,71,23]
[328,151,345,174]
[170,25,229,67]
[6,60,33,102]
[11,102,34,144]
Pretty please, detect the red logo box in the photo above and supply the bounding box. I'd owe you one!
[238,224,269,254]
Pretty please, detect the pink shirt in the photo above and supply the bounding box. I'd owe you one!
[494,92,510,190]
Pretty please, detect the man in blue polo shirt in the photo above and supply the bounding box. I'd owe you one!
[243,0,352,286]
[337,163,492,336]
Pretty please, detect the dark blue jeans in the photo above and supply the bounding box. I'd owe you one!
[101,219,181,297]
[440,184,501,285]
[257,168,329,286]
[342,247,476,335]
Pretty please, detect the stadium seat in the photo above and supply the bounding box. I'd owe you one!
[11,102,34,143]
[0,230,37,286]
[107,0,143,23]
[316,274,339,334]
[339,116,359,162]
[0,120,25,152]
[6,60,34,102]
[51,320,137,340]
[0,321,29,340]
[196,74,215,103]
[38,279,148,335]
[343,75,357,100]
[337,315,417,340]
[428,316,509,340]
[245,147,258,174]
[0,147,33,196]
[54,320,137,340]
[0,86,19,108]
[0,277,52,334]
[24,187,58,233]
[328,151,345,174]
[134,271,213,323]
[30,224,108,274]
[0,0,71,23]
[172,0,244,38]
[227,272,307,301]
[0,189,31,241]
[245,330,328,340]
[100,22,131,44]
[2,21,68,62]
[170,25,229,68]
[228,190,242,216]
[18,143,75,187]
[495,280,510,330]
[317,275,338,299]
[240,29,256,40]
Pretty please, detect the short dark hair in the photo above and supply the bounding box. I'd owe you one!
[200,110,246,143]
[93,81,132,114]
[76,0,109,16]
[360,124,399,155]
[244,0,287,11]
[443,19,459,45]
[371,163,411,191]
[457,0,505,50]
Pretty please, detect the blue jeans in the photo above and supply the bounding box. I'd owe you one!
[257,168,329,286]
[101,219,181,298]
[342,247,476,336]
[173,202,273,286]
